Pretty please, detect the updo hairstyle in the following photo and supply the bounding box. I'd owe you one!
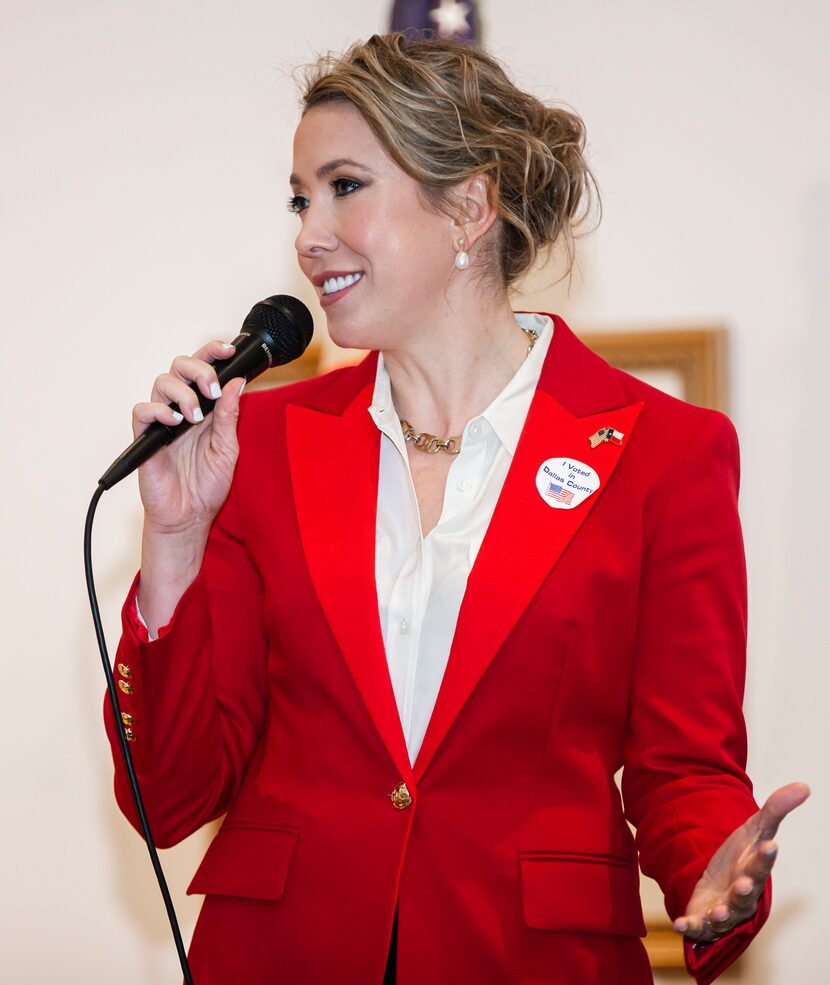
[300,33,598,287]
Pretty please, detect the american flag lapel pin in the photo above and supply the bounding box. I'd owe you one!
[589,426,624,449]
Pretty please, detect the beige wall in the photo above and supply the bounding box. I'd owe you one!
[1,2,826,981]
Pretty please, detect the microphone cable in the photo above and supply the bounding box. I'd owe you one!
[85,294,313,983]
[85,481,196,984]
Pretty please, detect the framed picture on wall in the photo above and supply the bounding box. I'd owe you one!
[578,326,728,413]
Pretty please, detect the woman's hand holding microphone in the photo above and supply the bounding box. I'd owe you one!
[116,294,312,636]
[133,340,244,636]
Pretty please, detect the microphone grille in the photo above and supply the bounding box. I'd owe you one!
[244,295,314,365]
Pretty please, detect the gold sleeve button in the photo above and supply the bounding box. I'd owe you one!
[120,712,134,726]
[117,663,133,679]
[118,680,133,695]
[124,727,136,742]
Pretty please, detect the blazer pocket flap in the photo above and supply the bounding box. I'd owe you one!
[187,825,299,901]
[519,853,646,937]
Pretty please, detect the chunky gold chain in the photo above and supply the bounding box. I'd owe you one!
[400,419,462,454]
[399,325,538,455]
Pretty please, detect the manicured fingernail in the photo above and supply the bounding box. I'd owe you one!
[210,382,221,399]
[765,846,778,858]
[239,380,246,395]
[738,883,752,896]
[221,341,234,350]
[193,408,204,423]
[172,411,184,423]
[675,920,687,933]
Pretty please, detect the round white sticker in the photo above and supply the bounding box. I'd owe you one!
[535,458,600,510]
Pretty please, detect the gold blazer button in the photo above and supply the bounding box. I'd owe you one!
[390,781,413,810]
[117,663,133,680]
[118,680,133,695]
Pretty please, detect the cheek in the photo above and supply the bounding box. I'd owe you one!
[371,219,451,289]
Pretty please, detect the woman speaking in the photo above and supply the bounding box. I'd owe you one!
[105,32,808,985]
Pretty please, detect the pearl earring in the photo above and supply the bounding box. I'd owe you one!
[454,237,470,271]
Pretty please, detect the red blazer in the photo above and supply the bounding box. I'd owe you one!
[106,315,769,985]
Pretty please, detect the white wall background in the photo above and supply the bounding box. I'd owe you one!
[1,2,826,982]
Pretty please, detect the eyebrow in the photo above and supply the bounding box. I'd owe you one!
[289,158,373,188]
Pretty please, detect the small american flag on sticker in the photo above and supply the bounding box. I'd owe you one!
[545,482,574,505]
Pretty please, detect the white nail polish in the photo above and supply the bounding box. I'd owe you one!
[172,411,184,423]
[193,408,204,423]
[221,341,234,350]
[239,380,246,395]
[210,382,221,399]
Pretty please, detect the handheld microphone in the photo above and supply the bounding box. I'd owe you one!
[99,294,313,490]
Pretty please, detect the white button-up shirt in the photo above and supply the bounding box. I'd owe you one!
[368,313,553,763]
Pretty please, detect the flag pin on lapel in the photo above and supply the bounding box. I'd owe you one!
[589,427,624,449]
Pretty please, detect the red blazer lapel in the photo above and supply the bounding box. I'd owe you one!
[414,318,644,779]
[286,355,414,785]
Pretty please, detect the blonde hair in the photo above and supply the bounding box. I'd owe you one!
[300,33,598,287]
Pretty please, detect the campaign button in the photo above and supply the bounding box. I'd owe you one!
[535,458,600,510]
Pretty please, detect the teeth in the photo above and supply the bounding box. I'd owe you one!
[322,272,362,295]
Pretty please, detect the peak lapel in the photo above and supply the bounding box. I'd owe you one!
[286,358,413,784]
[414,319,644,779]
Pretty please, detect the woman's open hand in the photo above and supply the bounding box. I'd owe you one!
[673,781,810,942]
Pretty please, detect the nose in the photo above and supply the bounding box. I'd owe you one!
[294,204,338,260]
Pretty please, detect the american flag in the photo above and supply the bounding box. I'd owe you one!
[390,0,478,44]
[545,482,574,505]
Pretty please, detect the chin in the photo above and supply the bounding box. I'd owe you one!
[325,313,387,353]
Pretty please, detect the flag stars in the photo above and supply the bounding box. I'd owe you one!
[429,0,471,37]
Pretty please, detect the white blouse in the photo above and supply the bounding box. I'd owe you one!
[369,313,553,762]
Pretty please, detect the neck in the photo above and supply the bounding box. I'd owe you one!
[381,294,529,437]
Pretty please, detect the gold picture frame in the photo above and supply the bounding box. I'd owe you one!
[578,325,728,413]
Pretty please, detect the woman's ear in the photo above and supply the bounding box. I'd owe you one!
[451,174,498,249]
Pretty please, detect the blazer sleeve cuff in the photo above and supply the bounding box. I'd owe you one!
[123,571,197,644]
[683,879,772,985]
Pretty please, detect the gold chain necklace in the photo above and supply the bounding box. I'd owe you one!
[400,326,538,455]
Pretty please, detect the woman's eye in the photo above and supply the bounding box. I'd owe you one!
[332,177,361,197]
[286,195,308,214]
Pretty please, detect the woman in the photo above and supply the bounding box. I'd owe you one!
[106,33,808,985]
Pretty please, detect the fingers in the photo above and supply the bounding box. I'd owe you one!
[132,399,186,438]
[742,840,778,885]
[673,862,772,942]
[209,377,246,454]
[192,338,237,364]
[757,782,811,842]
[132,341,237,438]
[673,913,707,939]
[674,904,741,942]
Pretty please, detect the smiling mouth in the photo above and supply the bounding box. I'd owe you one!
[322,272,363,296]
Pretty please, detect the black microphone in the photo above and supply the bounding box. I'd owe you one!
[99,294,313,490]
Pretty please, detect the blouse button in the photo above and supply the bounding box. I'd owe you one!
[397,618,410,635]
[469,422,482,437]
[457,478,472,492]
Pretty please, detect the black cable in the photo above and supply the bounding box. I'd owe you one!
[84,483,195,985]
